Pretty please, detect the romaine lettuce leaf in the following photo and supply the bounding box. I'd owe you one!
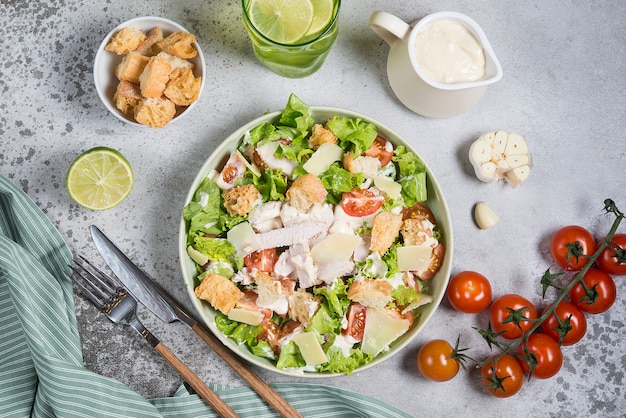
[276,340,306,369]
[319,163,364,204]
[326,116,377,156]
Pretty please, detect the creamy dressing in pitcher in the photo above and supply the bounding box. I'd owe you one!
[413,19,486,84]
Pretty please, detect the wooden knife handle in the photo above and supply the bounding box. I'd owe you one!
[154,342,239,418]
[192,323,303,418]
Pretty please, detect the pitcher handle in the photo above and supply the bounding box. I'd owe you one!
[368,11,412,46]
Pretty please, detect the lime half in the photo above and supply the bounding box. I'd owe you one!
[66,147,134,210]
[248,0,314,44]
[305,0,335,37]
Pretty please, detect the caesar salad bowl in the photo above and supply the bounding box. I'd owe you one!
[179,97,453,377]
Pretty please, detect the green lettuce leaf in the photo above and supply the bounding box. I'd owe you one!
[391,285,421,306]
[327,116,377,156]
[319,163,364,204]
[276,340,306,369]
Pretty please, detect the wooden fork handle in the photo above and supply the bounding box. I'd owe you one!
[192,323,303,418]
[154,342,239,418]
[147,341,239,418]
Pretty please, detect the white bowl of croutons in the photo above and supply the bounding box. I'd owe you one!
[178,97,453,377]
[94,16,205,128]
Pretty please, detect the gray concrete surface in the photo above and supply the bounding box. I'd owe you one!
[1,1,625,416]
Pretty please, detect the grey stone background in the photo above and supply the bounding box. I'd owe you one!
[1,1,624,416]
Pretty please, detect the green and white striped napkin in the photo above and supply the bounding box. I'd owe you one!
[0,174,413,418]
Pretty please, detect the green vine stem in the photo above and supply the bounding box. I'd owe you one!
[476,199,624,367]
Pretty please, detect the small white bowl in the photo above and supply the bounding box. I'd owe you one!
[178,106,454,377]
[94,16,206,127]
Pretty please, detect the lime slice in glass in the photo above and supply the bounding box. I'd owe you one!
[248,0,314,44]
[66,147,134,210]
[305,0,335,37]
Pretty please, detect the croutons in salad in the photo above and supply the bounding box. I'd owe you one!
[182,94,445,374]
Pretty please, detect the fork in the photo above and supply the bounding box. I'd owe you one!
[68,256,239,418]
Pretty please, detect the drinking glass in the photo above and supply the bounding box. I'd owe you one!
[242,0,341,78]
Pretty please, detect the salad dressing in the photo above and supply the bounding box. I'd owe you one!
[413,19,486,84]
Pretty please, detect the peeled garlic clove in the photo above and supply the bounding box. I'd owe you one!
[474,202,500,229]
[504,133,528,155]
[492,131,508,154]
[469,139,493,163]
[506,165,530,183]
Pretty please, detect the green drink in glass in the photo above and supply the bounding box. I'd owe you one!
[242,0,341,78]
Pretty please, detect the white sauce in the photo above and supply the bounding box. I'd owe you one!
[413,19,486,84]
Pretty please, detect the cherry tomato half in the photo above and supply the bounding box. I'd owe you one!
[540,301,587,346]
[480,354,524,398]
[596,233,626,276]
[417,339,460,382]
[550,225,596,271]
[490,294,538,339]
[517,333,563,379]
[446,271,492,313]
[244,248,277,273]
[364,135,393,167]
[341,189,385,217]
[569,268,616,314]
[343,303,366,342]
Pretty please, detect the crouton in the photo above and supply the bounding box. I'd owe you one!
[138,56,172,98]
[285,173,327,211]
[134,97,176,128]
[164,67,202,106]
[401,218,428,246]
[135,26,164,56]
[157,31,198,59]
[347,279,392,309]
[288,288,321,327]
[113,80,142,117]
[115,52,150,83]
[195,273,243,315]
[157,51,196,71]
[343,153,381,178]
[222,184,261,217]
[104,27,146,55]
[370,211,403,254]
[254,271,285,308]
[309,124,337,150]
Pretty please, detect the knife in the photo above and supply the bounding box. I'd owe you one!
[89,225,302,418]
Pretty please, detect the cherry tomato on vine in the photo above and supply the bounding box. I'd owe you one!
[490,294,538,339]
[517,333,563,379]
[480,354,524,398]
[595,233,626,276]
[540,301,587,346]
[569,268,616,314]
[417,338,469,382]
[550,225,596,271]
[446,271,492,313]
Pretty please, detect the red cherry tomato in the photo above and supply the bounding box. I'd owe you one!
[550,225,596,271]
[490,294,538,339]
[446,271,492,313]
[417,339,460,382]
[517,333,563,379]
[244,248,277,273]
[569,268,616,314]
[341,189,385,217]
[540,301,587,346]
[402,202,436,224]
[364,135,394,167]
[343,303,366,342]
[480,354,524,398]
[596,233,626,276]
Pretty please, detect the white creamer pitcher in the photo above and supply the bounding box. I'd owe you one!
[369,11,503,118]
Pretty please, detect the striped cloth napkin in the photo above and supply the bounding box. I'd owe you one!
[0,174,412,418]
